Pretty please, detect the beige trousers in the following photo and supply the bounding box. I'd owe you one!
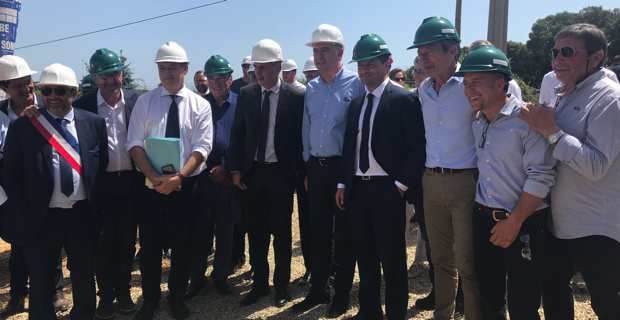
[423,170,481,320]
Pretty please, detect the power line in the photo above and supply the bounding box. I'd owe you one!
[15,0,228,50]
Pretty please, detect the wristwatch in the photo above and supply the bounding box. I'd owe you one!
[547,130,565,145]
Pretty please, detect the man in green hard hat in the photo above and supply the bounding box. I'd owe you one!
[187,54,238,298]
[407,16,481,320]
[458,45,555,319]
[73,47,142,319]
[336,33,425,320]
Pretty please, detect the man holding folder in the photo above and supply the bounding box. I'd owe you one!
[126,41,213,320]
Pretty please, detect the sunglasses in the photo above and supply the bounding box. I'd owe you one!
[550,46,586,59]
[41,87,68,96]
[394,77,405,82]
[242,64,250,69]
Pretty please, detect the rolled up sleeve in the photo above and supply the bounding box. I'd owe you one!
[126,95,148,151]
[522,129,556,198]
[190,100,213,159]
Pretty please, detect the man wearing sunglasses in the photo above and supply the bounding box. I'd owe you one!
[0,55,70,317]
[72,48,142,319]
[187,55,238,298]
[3,63,109,320]
[459,45,556,320]
[231,55,252,95]
[521,23,620,320]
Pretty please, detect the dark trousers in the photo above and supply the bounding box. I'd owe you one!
[95,172,138,303]
[351,178,408,320]
[473,205,548,320]
[9,244,64,300]
[25,201,97,320]
[231,205,247,265]
[190,174,236,281]
[307,157,355,299]
[137,176,198,305]
[295,169,312,273]
[542,234,620,320]
[244,163,294,292]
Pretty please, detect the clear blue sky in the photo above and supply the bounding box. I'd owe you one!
[13,0,619,89]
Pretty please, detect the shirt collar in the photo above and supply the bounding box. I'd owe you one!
[49,107,75,123]
[319,67,346,85]
[498,95,520,117]
[160,85,189,98]
[365,77,390,98]
[262,78,281,95]
[96,89,125,108]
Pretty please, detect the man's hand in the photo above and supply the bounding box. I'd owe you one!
[209,165,231,186]
[232,172,247,190]
[490,215,523,248]
[335,188,345,210]
[520,103,561,138]
[21,105,40,118]
[154,174,182,195]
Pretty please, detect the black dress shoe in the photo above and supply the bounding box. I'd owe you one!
[414,291,435,310]
[185,277,207,300]
[274,290,291,307]
[212,275,233,295]
[292,292,330,312]
[297,271,312,286]
[168,300,190,320]
[326,298,350,318]
[240,287,270,306]
[95,300,115,319]
[0,296,25,317]
[116,294,137,314]
[133,304,157,320]
[454,298,465,319]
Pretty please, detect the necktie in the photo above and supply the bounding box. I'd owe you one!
[359,93,374,173]
[165,95,180,138]
[56,118,75,197]
[257,90,271,162]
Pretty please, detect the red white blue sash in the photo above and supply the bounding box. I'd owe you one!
[29,114,82,176]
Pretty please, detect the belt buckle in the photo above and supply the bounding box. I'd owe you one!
[317,158,328,167]
[492,210,509,222]
[360,176,371,181]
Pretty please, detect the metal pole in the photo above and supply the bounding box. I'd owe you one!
[487,0,509,52]
[455,0,462,36]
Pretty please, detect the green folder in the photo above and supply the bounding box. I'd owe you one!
[144,137,181,175]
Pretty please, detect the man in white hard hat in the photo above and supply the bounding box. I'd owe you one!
[228,38,304,307]
[302,56,320,82]
[127,41,213,320]
[231,55,252,95]
[72,48,143,319]
[281,59,306,91]
[3,63,108,320]
[0,55,69,317]
[294,23,365,318]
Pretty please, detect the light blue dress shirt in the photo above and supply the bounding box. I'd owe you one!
[419,76,477,169]
[302,68,365,161]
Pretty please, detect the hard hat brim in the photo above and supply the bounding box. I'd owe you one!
[305,40,343,48]
[0,70,37,81]
[155,58,189,63]
[92,65,124,76]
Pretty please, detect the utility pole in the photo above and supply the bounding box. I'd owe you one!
[487,0,509,52]
[455,0,462,36]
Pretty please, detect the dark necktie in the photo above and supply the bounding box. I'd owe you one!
[165,95,180,138]
[55,118,76,197]
[257,90,271,162]
[359,93,374,173]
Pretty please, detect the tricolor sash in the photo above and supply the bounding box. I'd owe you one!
[29,112,82,176]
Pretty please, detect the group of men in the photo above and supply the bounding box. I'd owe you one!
[0,15,618,320]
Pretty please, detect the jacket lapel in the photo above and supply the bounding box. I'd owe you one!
[372,83,392,145]
[73,109,88,167]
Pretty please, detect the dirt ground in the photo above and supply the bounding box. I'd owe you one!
[0,200,596,319]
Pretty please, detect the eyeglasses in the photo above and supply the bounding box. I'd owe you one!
[41,87,68,96]
[550,46,586,59]
[242,64,251,69]
[394,77,405,82]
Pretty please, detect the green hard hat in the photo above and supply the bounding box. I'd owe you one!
[351,33,391,63]
[89,48,124,76]
[407,16,460,49]
[455,45,512,79]
[204,55,233,76]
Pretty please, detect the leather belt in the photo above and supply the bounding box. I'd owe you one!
[476,203,510,222]
[426,167,477,175]
[354,176,391,183]
[309,156,341,167]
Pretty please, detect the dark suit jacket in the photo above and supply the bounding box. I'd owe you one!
[2,107,108,244]
[340,82,426,205]
[73,89,140,124]
[228,82,304,178]
[0,94,46,116]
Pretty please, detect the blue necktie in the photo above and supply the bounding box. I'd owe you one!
[359,93,374,173]
[55,118,76,197]
[257,91,271,162]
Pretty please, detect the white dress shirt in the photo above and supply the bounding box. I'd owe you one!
[539,69,619,106]
[127,85,213,176]
[257,79,280,163]
[97,90,133,172]
[49,108,87,209]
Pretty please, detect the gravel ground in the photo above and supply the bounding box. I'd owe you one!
[0,200,596,319]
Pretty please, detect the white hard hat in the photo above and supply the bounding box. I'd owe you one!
[155,41,189,63]
[281,59,298,72]
[251,39,283,64]
[303,56,318,72]
[0,55,37,81]
[242,55,252,65]
[306,24,344,47]
[39,63,78,88]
